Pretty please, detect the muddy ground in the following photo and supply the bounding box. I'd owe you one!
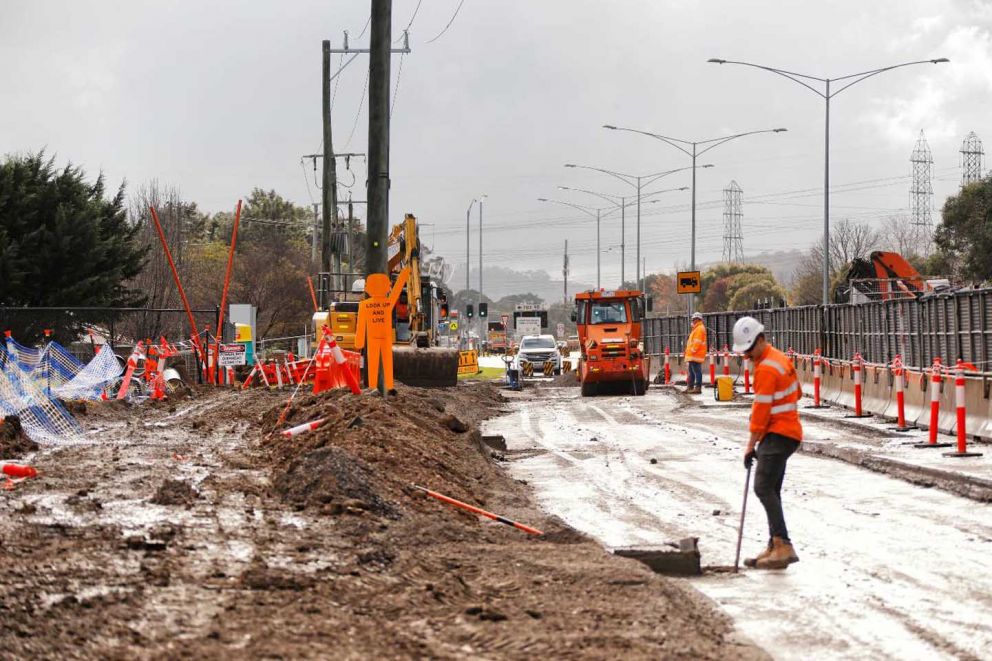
[0,384,764,659]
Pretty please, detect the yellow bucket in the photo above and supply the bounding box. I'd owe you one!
[714,375,735,401]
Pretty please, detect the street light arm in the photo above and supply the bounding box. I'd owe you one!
[695,128,787,157]
[558,185,623,207]
[564,163,637,188]
[466,199,477,215]
[831,58,949,96]
[602,126,695,157]
[707,59,826,97]
[640,185,690,200]
[641,164,700,188]
[537,198,598,219]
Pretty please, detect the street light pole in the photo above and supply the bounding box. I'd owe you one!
[465,198,476,298]
[537,197,605,289]
[564,163,697,289]
[707,57,948,304]
[602,125,786,313]
[479,194,486,324]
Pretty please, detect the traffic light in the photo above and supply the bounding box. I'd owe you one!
[466,304,474,319]
[440,302,449,318]
[479,303,488,318]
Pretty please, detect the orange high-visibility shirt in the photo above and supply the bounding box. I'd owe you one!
[685,322,708,363]
[750,344,803,441]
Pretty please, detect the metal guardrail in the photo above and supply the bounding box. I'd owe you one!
[644,287,992,370]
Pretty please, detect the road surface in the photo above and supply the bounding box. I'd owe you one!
[483,386,992,660]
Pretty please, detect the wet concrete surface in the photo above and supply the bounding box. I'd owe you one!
[484,386,992,660]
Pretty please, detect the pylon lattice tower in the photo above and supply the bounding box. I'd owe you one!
[722,180,744,263]
[910,130,934,246]
[960,131,984,185]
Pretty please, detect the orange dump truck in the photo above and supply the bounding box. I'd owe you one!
[572,289,651,396]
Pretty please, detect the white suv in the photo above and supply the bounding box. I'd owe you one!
[515,334,562,375]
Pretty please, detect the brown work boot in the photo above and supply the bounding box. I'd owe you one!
[755,537,799,569]
[743,540,773,568]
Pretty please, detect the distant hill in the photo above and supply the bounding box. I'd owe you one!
[449,264,595,305]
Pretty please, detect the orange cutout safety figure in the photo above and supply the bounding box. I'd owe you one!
[355,267,410,391]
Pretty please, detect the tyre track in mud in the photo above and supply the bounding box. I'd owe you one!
[487,386,992,660]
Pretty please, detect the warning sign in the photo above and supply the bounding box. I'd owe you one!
[677,271,702,294]
[218,343,247,367]
[457,349,480,375]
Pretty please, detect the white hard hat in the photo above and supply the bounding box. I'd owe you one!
[732,316,765,353]
[691,312,703,321]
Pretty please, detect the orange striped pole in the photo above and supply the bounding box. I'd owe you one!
[414,485,543,536]
[307,275,319,312]
[214,199,243,385]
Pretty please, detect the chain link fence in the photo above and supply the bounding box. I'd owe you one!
[643,288,992,370]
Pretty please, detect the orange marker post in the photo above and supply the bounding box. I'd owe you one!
[414,485,543,536]
[944,361,984,458]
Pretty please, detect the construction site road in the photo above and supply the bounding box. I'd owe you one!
[484,385,992,661]
[0,386,768,659]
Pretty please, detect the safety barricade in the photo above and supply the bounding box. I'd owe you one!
[899,366,930,429]
[860,363,891,419]
[965,375,992,441]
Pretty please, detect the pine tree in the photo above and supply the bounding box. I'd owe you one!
[0,152,147,341]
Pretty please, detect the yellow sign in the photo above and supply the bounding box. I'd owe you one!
[235,323,252,342]
[458,349,480,375]
[677,270,702,294]
[449,321,459,331]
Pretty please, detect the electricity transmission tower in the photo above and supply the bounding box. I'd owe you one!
[960,131,984,185]
[910,130,934,246]
[722,180,744,263]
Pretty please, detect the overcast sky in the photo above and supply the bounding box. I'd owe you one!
[2,0,990,289]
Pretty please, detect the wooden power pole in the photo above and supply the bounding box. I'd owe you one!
[365,0,391,276]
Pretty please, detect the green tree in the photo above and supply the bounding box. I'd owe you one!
[697,263,782,312]
[0,152,146,341]
[934,179,992,283]
[727,274,787,310]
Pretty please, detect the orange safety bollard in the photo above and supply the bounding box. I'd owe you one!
[915,359,952,449]
[943,361,984,458]
[807,348,827,409]
[845,353,872,418]
[742,356,751,395]
[891,355,916,432]
[708,351,716,387]
[663,346,671,385]
[722,345,730,377]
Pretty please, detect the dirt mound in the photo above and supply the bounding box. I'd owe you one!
[552,370,579,387]
[274,446,396,516]
[150,479,200,507]
[0,416,38,459]
[261,383,505,517]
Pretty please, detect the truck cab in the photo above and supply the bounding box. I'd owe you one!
[573,289,650,396]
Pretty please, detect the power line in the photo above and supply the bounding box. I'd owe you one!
[426,0,466,43]
[391,50,405,114]
[344,68,370,149]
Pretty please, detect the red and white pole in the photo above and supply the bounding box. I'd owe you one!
[722,345,730,377]
[940,360,983,457]
[929,359,942,445]
[708,351,716,386]
[813,349,822,407]
[663,346,671,385]
[892,355,914,431]
[853,353,865,417]
[281,418,326,438]
[743,357,751,394]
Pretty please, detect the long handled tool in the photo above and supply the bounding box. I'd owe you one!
[734,464,752,572]
[413,484,543,536]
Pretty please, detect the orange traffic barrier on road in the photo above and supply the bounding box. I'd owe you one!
[1,463,38,479]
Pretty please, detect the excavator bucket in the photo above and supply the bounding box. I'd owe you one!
[392,346,460,387]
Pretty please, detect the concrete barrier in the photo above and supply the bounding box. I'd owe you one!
[861,364,892,419]
[901,369,930,428]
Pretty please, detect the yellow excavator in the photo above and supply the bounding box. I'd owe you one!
[312,213,459,387]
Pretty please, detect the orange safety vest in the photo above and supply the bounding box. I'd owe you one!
[750,344,803,441]
[685,322,708,363]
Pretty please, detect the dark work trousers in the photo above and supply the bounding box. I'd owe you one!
[754,433,799,542]
[687,361,703,388]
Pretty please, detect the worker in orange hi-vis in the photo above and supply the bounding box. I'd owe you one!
[684,312,707,394]
[734,315,803,570]
[355,266,411,394]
